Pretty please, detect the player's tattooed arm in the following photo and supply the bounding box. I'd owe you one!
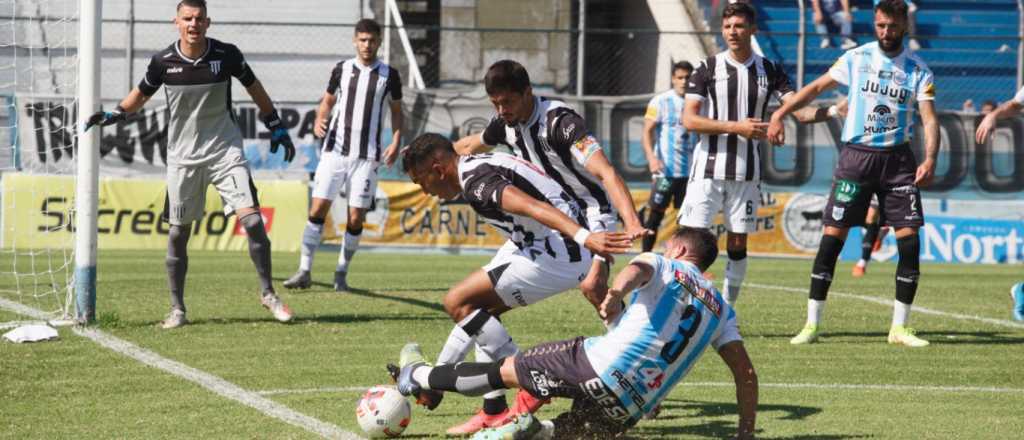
[718,341,758,440]
[916,99,939,186]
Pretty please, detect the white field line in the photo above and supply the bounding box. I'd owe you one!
[256,381,1023,396]
[0,320,49,330]
[0,297,362,440]
[747,282,1024,330]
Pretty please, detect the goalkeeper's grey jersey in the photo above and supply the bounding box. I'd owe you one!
[139,38,256,166]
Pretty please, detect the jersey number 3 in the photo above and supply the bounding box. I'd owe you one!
[660,305,702,364]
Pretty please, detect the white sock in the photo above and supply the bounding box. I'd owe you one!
[892,300,912,327]
[298,221,323,272]
[807,299,826,326]
[475,344,506,400]
[336,231,361,273]
[412,364,432,387]
[723,257,748,304]
[856,259,868,267]
[471,310,520,360]
[437,325,474,365]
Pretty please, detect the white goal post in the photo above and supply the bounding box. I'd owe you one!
[74,0,100,323]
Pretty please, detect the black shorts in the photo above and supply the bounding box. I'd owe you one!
[824,143,924,228]
[514,337,634,437]
[648,176,688,211]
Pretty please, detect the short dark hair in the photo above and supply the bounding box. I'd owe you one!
[670,227,719,272]
[874,0,909,23]
[402,133,455,175]
[176,0,207,14]
[484,60,532,95]
[355,18,382,36]
[672,61,694,75]
[722,2,756,24]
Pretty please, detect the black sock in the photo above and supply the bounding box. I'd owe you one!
[483,396,509,415]
[895,234,921,304]
[861,223,881,261]
[810,235,844,301]
[426,362,506,396]
[641,209,665,252]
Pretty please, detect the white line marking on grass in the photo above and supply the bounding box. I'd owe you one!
[683,381,1024,394]
[0,320,49,330]
[260,381,1023,397]
[747,283,1024,330]
[0,297,362,440]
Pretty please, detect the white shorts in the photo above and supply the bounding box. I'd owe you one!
[677,179,760,233]
[311,152,379,209]
[483,240,592,309]
[165,150,256,226]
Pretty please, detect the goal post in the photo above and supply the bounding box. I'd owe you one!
[73,0,100,323]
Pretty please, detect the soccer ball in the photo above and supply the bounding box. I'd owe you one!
[355,385,411,438]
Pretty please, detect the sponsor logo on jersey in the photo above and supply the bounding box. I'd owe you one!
[611,369,647,409]
[674,269,721,317]
[167,67,183,74]
[860,79,910,104]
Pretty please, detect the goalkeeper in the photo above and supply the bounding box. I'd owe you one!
[83,0,295,328]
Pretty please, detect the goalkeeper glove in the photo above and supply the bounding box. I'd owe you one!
[83,106,128,132]
[261,109,295,162]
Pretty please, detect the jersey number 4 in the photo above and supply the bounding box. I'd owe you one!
[660,305,702,364]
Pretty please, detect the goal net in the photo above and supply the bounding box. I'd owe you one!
[0,0,79,319]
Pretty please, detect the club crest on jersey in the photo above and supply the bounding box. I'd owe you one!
[210,60,222,75]
[757,74,768,90]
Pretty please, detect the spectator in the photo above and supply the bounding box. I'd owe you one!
[813,0,857,49]
[962,99,977,113]
[981,100,997,114]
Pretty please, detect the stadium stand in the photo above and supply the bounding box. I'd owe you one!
[754,0,1020,109]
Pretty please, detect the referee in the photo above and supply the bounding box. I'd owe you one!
[769,0,938,347]
[84,0,296,328]
[283,19,403,292]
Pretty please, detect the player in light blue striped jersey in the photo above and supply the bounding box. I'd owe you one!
[768,0,939,347]
[392,227,757,439]
[640,61,695,252]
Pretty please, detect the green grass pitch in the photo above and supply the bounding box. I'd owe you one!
[2,249,1022,439]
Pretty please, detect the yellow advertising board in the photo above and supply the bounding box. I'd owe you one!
[321,181,824,257]
[2,173,308,252]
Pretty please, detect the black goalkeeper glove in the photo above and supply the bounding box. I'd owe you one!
[83,106,128,132]
[261,109,295,162]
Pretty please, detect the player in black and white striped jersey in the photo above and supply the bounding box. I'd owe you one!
[454,60,649,315]
[283,19,403,292]
[400,133,633,426]
[680,2,831,305]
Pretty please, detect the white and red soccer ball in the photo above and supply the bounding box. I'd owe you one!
[355,385,411,438]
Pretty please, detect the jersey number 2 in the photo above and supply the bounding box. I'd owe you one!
[660,305,702,364]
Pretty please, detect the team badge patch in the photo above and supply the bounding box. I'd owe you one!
[833,179,860,203]
[832,206,846,221]
[210,60,222,75]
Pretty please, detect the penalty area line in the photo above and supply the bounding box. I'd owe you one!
[747,282,1024,330]
[0,297,362,440]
